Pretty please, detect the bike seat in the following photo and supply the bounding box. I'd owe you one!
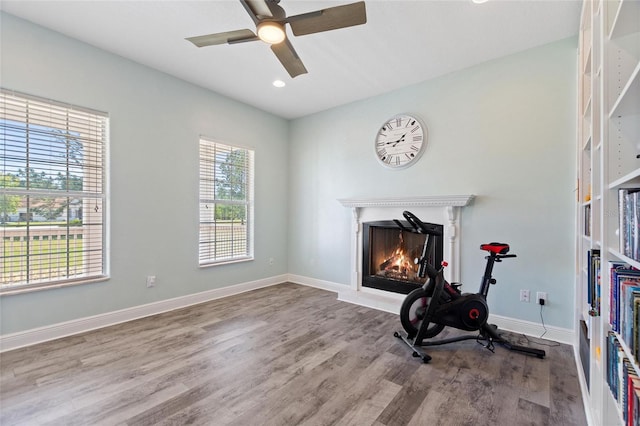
[480,242,510,254]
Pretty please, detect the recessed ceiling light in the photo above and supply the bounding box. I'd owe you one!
[273,80,286,88]
[472,0,489,3]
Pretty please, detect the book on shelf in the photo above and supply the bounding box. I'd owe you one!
[620,282,640,359]
[585,203,592,237]
[619,188,640,263]
[609,263,640,335]
[606,332,640,425]
[636,298,640,366]
[607,333,623,403]
[624,361,640,426]
[608,332,622,401]
[588,249,601,316]
[635,385,640,426]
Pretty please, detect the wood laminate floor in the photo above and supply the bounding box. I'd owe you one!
[0,283,586,426]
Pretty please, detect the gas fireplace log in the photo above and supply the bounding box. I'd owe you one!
[379,259,393,270]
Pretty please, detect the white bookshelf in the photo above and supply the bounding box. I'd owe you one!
[576,1,640,425]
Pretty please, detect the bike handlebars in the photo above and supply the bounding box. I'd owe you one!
[393,211,442,279]
[400,211,443,236]
[494,254,517,262]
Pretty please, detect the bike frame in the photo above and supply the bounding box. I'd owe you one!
[394,211,546,363]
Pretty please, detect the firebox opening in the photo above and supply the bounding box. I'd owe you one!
[362,220,443,294]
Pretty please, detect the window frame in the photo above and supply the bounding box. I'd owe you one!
[198,136,254,267]
[0,89,109,295]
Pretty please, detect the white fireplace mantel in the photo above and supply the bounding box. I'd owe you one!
[337,195,475,313]
[338,195,474,209]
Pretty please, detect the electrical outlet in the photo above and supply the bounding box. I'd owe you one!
[146,275,156,288]
[520,289,530,302]
[537,292,547,305]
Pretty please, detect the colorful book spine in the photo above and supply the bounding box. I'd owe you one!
[588,249,601,316]
[609,266,640,334]
[607,333,640,425]
[611,262,629,330]
[621,283,640,350]
[619,188,640,262]
[635,299,640,363]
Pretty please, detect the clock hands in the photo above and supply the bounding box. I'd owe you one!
[385,133,407,147]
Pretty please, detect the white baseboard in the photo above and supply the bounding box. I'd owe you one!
[0,274,287,352]
[286,274,344,293]
[288,274,575,344]
[487,313,574,345]
[0,273,575,352]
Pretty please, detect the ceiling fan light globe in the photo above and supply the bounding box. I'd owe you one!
[257,21,286,44]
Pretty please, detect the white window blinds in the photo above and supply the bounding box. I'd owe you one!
[0,89,108,291]
[199,138,254,265]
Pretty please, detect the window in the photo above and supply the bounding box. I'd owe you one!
[199,138,254,265]
[1,89,108,292]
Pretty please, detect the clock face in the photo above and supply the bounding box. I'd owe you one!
[374,114,426,169]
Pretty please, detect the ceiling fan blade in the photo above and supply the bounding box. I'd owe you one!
[186,29,258,47]
[240,0,273,24]
[288,1,367,37]
[271,39,308,78]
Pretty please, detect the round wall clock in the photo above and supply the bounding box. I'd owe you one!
[374,114,427,169]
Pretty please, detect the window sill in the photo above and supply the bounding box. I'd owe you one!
[0,276,109,297]
[199,256,254,268]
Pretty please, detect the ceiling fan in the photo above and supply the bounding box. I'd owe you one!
[186,0,367,78]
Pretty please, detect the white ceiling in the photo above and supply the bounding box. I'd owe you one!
[0,0,581,119]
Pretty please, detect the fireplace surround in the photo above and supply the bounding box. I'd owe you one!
[338,195,474,312]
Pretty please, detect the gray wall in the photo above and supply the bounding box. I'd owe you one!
[288,37,577,329]
[1,11,577,335]
[0,13,289,335]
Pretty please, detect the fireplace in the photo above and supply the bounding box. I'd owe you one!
[362,220,443,294]
[337,195,474,313]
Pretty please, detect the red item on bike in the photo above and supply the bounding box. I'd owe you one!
[480,243,510,255]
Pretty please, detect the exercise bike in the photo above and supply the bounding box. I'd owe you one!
[392,211,546,363]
